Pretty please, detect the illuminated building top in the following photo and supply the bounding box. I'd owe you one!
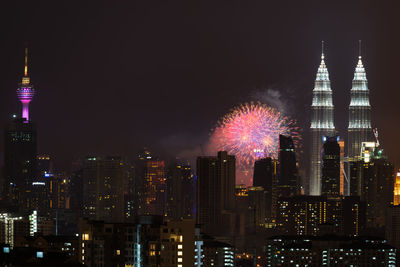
[348,41,374,164]
[16,48,35,121]
[310,42,335,129]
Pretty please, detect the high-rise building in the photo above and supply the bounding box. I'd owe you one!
[143,160,166,216]
[69,165,83,217]
[310,43,336,195]
[348,45,375,197]
[341,196,366,236]
[348,45,374,162]
[166,163,195,220]
[82,156,125,222]
[277,195,330,236]
[253,157,274,189]
[386,205,400,250]
[4,118,37,212]
[253,158,278,221]
[350,146,394,228]
[338,139,345,195]
[197,151,235,236]
[278,135,299,196]
[123,162,136,221]
[276,195,365,236]
[134,148,152,217]
[394,170,400,205]
[321,136,340,196]
[134,149,167,217]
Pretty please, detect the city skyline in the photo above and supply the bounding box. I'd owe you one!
[0,1,400,171]
[2,2,400,266]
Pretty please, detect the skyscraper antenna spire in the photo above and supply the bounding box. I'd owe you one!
[24,47,28,77]
[321,40,325,59]
[359,40,362,59]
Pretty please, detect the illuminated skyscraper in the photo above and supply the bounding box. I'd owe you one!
[394,170,400,205]
[348,42,374,196]
[16,48,35,122]
[310,42,335,195]
[142,160,166,216]
[338,140,345,195]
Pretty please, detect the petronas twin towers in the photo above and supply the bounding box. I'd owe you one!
[310,42,373,196]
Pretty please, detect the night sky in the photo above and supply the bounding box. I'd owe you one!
[1,1,400,171]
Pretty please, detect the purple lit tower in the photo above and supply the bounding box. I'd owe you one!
[16,48,35,122]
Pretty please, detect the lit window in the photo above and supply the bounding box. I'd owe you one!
[82,234,89,241]
[178,251,183,256]
[116,249,120,255]
[178,257,183,262]
[178,244,183,250]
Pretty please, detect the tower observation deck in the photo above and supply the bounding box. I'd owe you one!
[16,48,35,122]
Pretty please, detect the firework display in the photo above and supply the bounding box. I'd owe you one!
[208,102,300,185]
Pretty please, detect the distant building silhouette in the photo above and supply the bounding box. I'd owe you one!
[253,157,278,221]
[350,145,394,228]
[4,117,37,212]
[197,151,235,236]
[82,156,125,222]
[166,163,195,220]
[278,134,299,197]
[321,136,340,196]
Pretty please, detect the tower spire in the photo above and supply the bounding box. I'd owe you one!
[24,47,28,77]
[21,48,30,86]
[321,40,324,59]
[359,40,362,59]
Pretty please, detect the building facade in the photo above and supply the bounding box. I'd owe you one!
[196,151,235,236]
[82,156,125,222]
[310,46,336,195]
[321,136,340,196]
[267,235,396,267]
[4,118,37,212]
[278,135,299,197]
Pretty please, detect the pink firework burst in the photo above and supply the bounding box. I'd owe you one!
[208,102,301,186]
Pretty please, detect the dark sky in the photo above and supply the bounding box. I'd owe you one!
[1,1,400,171]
